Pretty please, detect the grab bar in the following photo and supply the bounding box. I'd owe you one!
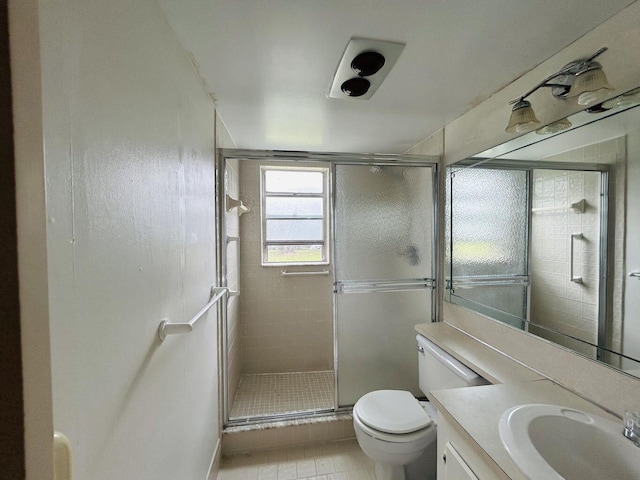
[158,286,228,341]
[570,233,583,284]
[281,269,330,277]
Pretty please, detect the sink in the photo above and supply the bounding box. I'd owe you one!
[499,403,640,480]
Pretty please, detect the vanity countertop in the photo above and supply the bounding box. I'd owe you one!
[428,379,622,480]
[415,322,544,384]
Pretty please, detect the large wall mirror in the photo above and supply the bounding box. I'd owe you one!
[446,86,640,378]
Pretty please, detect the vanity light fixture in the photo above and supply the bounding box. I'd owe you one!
[601,86,640,110]
[535,117,572,135]
[506,47,614,133]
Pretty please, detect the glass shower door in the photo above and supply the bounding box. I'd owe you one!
[334,164,435,407]
[447,167,530,327]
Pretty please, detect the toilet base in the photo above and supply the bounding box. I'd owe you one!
[371,441,437,480]
[375,462,405,480]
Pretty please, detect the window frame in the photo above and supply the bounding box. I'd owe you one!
[260,165,330,266]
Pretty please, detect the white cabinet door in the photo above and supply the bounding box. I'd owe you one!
[443,442,479,480]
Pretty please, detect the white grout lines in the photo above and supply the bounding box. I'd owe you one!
[219,439,375,480]
[231,371,334,419]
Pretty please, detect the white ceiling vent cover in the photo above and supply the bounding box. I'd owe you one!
[329,37,405,100]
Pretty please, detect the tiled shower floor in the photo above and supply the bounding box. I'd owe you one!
[230,371,335,419]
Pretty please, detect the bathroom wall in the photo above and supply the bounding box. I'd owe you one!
[0,0,25,476]
[238,160,334,374]
[14,1,221,479]
[430,1,640,417]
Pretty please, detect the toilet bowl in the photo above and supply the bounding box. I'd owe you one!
[353,335,489,480]
[352,390,437,480]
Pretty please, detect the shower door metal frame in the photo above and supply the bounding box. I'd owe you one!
[217,149,439,427]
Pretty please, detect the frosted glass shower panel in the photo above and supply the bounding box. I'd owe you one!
[336,289,428,406]
[334,163,435,407]
[334,165,433,280]
[451,168,528,277]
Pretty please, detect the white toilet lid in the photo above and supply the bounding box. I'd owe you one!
[354,390,432,434]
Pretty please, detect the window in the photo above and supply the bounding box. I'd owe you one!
[260,166,330,265]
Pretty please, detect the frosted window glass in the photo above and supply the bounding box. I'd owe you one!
[266,219,323,241]
[334,165,433,281]
[265,170,323,193]
[266,197,323,217]
[265,245,323,263]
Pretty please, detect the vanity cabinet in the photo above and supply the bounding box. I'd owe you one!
[442,443,479,480]
[437,412,503,480]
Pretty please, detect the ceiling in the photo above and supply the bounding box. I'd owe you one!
[157,0,634,154]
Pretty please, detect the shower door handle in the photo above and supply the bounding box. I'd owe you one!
[571,233,583,284]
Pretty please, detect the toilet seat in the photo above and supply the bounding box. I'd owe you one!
[354,390,433,436]
[353,408,436,444]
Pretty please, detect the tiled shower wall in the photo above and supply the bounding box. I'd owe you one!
[530,137,625,356]
[238,160,334,374]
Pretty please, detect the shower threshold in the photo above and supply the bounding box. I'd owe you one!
[229,371,335,423]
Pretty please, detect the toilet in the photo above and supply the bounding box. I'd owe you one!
[352,334,489,480]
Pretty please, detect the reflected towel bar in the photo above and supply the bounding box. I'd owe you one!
[570,233,584,284]
[158,286,228,341]
[281,269,330,277]
[531,199,585,214]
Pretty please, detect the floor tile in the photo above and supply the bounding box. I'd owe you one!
[219,439,373,480]
[230,371,334,419]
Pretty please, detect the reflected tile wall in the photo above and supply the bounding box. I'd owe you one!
[530,137,625,356]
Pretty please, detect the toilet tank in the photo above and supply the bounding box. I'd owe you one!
[417,335,489,396]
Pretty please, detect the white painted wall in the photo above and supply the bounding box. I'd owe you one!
[30,1,219,479]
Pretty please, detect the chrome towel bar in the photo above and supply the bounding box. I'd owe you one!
[570,233,583,284]
[157,286,228,342]
[281,269,330,277]
[531,199,585,214]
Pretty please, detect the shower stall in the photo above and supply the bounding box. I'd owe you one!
[216,150,438,425]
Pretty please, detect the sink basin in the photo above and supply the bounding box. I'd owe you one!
[499,403,640,480]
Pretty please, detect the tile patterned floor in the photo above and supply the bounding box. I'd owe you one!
[230,371,335,419]
[218,439,375,480]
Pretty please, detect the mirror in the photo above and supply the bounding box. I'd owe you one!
[446,87,640,377]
